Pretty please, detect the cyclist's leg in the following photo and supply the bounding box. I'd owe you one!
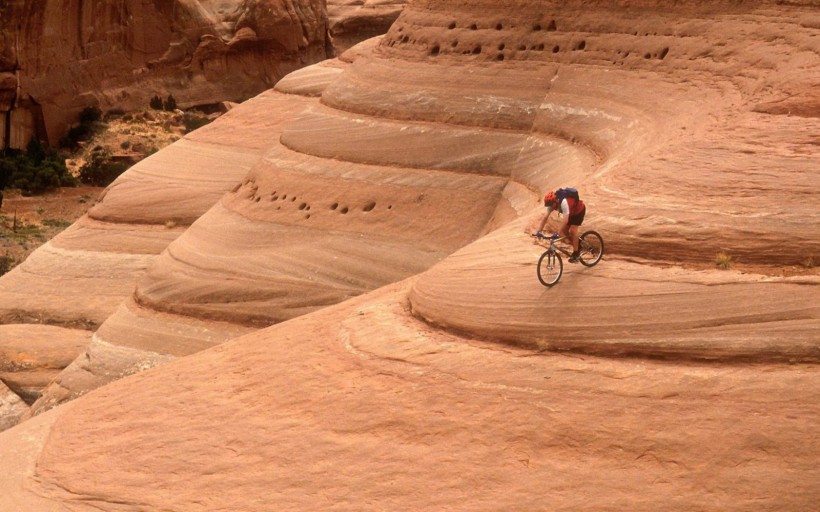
[567,208,585,260]
[568,224,580,253]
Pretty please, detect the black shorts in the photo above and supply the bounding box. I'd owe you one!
[568,206,586,226]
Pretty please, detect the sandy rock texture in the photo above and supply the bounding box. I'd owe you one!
[0,0,818,509]
[0,0,328,148]
[0,324,89,430]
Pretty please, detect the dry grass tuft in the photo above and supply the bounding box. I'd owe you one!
[715,252,733,270]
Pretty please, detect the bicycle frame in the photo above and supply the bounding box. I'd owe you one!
[532,230,605,287]
[534,236,573,256]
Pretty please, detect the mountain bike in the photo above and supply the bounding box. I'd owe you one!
[531,231,604,286]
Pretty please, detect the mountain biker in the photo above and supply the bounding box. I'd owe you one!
[535,188,586,263]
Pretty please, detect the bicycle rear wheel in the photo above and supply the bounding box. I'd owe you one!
[578,230,604,267]
[537,250,563,286]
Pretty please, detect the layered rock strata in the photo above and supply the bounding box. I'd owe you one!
[0,0,818,509]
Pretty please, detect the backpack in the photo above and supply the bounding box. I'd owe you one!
[555,187,584,216]
[555,187,580,202]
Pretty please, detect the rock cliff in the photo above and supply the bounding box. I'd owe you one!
[0,0,329,149]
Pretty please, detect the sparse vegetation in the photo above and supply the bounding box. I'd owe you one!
[78,148,129,186]
[715,252,733,270]
[0,188,99,273]
[183,111,212,133]
[164,94,177,111]
[59,106,105,150]
[0,139,78,195]
[0,253,14,276]
[42,219,72,228]
[150,95,164,110]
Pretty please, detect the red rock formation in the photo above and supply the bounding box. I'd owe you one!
[0,0,329,149]
[0,0,818,509]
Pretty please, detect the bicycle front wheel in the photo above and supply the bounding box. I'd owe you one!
[578,230,604,267]
[537,250,563,287]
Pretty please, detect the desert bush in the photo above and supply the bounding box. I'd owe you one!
[0,254,15,276]
[164,94,177,111]
[60,106,104,149]
[42,218,72,228]
[183,111,211,133]
[0,142,77,195]
[120,140,131,150]
[715,252,733,270]
[79,106,102,125]
[150,95,164,110]
[78,148,129,186]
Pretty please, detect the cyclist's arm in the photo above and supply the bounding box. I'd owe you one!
[558,199,571,235]
[536,208,553,232]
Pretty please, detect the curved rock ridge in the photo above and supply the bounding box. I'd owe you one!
[409,219,820,362]
[0,90,312,327]
[1,89,321,416]
[331,0,820,264]
[2,282,818,510]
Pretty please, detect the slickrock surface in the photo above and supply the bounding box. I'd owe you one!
[1,283,818,511]
[0,0,818,509]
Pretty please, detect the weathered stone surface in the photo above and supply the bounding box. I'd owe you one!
[2,283,819,511]
[0,0,818,510]
[0,379,29,432]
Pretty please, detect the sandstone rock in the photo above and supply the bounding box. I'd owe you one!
[0,0,818,509]
[0,0,330,148]
[0,380,28,432]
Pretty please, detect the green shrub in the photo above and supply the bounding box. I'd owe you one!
[715,252,733,270]
[0,142,77,195]
[183,111,211,133]
[164,94,177,111]
[150,95,164,110]
[60,107,104,149]
[78,148,129,186]
[0,254,15,276]
[79,106,102,125]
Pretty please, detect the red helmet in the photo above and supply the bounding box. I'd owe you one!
[544,191,556,206]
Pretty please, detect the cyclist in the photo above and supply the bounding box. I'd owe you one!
[535,188,586,263]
